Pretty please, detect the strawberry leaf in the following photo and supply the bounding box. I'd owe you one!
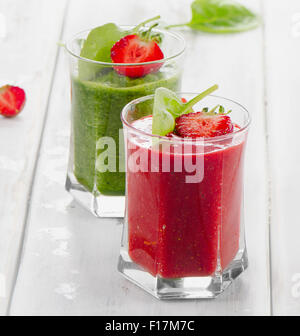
[204,104,232,115]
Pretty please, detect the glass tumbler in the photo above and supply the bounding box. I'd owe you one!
[118,93,251,299]
[65,26,185,217]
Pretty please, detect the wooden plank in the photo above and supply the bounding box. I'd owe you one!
[264,0,300,315]
[0,0,67,315]
[9,0,270,315]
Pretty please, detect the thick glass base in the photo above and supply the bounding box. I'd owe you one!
[65,173,125,218]
[118,248,248,299]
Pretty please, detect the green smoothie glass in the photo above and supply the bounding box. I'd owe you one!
[65,26,185,217]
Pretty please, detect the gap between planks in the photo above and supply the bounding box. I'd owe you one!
[260,0,273,316]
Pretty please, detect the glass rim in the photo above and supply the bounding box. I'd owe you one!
[65,25,186,67]
[121,93,251,143]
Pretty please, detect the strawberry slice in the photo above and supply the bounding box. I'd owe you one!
[111,34,164,78]
[175,111,234,138]
[0,85,26,118]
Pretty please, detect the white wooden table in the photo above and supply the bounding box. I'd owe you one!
[0,0,300,316]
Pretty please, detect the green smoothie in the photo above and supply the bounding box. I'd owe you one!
[72,67,180,195]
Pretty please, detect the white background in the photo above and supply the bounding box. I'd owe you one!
[0,0,300,316]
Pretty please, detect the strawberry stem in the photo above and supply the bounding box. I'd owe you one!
[143,22,159,41]
[133,15,161,33]
[181,84,219,114]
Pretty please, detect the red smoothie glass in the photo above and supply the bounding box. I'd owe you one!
[118,93,250,299]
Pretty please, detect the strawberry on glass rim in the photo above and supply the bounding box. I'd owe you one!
[111,17,164,78]
[152,85,235,138]
[175,111,234,138]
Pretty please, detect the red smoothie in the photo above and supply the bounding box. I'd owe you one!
[127,116,246,279]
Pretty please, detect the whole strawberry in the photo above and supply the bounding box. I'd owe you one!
[111,24,164,78]
[0,85,26,118]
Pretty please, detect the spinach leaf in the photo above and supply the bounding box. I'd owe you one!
[78,23,124,80]
[168,0,260,33]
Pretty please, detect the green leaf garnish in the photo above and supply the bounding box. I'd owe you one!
[79,23,125,79]
[152,84,218,136]
[152,88,180,136]
[166,0,260,34]
[80,23,124,62]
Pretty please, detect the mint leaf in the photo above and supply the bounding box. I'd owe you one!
[79,23,124,80]
[152,85,218,136]
[167,0,260,34]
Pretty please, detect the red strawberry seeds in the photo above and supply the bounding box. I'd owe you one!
[0,85,26,118]
[175,111,234,138]
[111,34,164,78]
